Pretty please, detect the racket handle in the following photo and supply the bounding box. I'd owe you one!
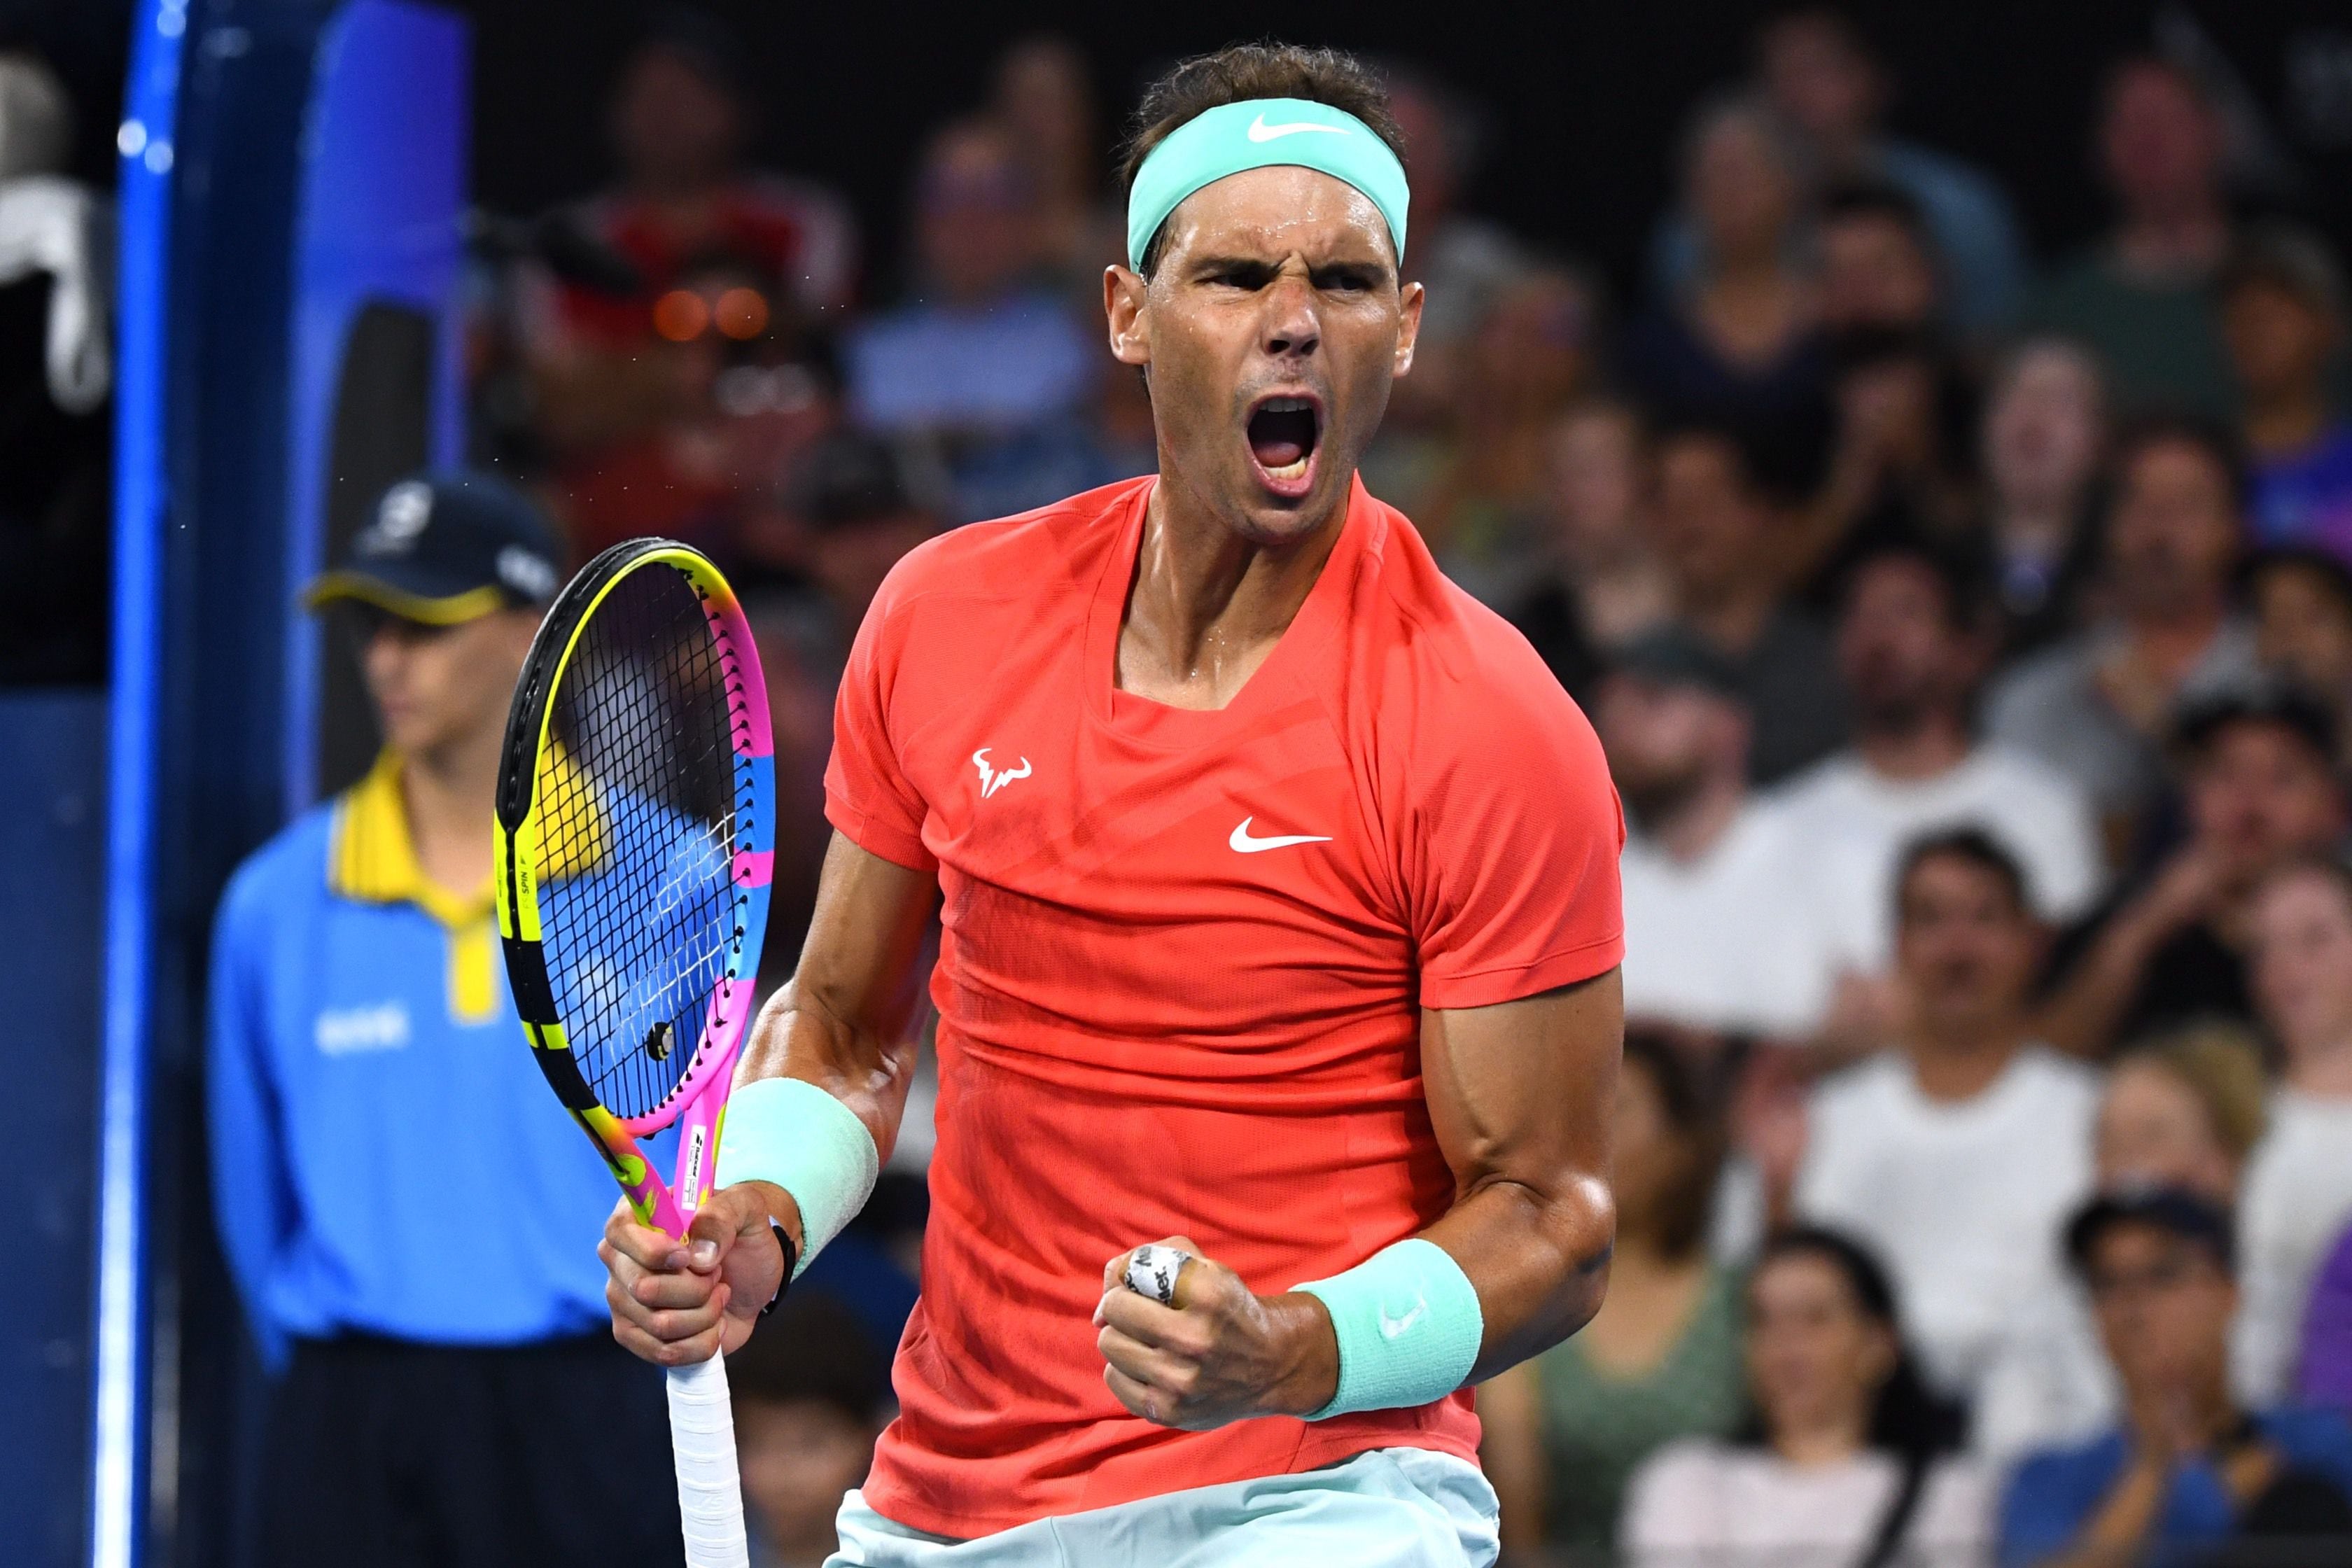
[666,1354,750,1568]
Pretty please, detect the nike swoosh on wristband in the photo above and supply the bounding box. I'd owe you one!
[1246,113,1352,143]
[1230,817,1334,853]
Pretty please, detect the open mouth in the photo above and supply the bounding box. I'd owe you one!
[1245,395,1322,498]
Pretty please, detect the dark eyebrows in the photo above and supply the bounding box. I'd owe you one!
[1178,250,1397,290]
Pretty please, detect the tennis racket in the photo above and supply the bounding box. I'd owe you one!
[493,538,773,1568]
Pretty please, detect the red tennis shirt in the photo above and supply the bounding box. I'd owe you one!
[824,473,1624,1536]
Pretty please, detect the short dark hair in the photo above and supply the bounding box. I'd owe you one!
[1117,42,1406,275]
[1821,178,1928,243]
[2246,545,2352,623]
[1653,414,1822,507]
[1837,533,1991,638]
[1896,826,2032,920]
[2110,411,2249,516]
[2172,682,2342,771]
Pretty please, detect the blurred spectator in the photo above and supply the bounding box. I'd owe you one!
[988,36,1117,293]
[2236,860,2352,1406]
[1624,96,1831,468]
[1621,1228,1987,1568]
[1975,1025,2270,1466]
[728,1292,891,1567]
[2037,689,2346,1057]
[738,430,941,960]
[1647,8,2028,337]
[207,476,676,1564]
[2253,547,2352,769]
[1653,421,1847,784]
[2024,57,2236,421]
[844,116,1098,522]
[1816,180,1939,337]
[554,246,837,561]
[1758,6,2024,336]
[0,47,111,685]
[2001,1189,2352,1568]
[1481,1034,1744,1560]
[1795,831,2100,1404]
[1796,182,1983,600]
[1775,541,2103,985]
[2220,224,2352,558]
[1977,341,2109,654]
[1985,418,2260,835]
[1381,263,1600,601]
[528,10,857,552]
[1378,63,1526,417]
[1598,628,1840,1042]
[1505,400,1673,695]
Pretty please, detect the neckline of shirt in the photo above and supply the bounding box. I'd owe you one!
[1080,473,1373,749]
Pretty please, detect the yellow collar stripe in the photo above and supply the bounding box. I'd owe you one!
[328,750,498,1022]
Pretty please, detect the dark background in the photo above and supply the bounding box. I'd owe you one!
[12,1,2352,306]
[444,0,2352,302]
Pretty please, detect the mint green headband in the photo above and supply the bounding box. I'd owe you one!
[1126,97,1410,272]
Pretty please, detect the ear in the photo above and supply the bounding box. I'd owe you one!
[1105,265,1150,370]
[1394,278,1425,379]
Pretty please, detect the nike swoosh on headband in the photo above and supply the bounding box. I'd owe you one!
[1246,113,1352,143]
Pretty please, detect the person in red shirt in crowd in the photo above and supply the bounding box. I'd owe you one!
[596,41,1624,1567]
[527,7,855,559]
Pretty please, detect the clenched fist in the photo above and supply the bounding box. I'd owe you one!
[1095,1236,1340,1430]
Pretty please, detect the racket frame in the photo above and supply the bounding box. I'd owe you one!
[493,538,776,1239]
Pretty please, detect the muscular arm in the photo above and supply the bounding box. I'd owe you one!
[601,831,936,1363]
[1096,968,1623,1424]
[1419,967,1623,1375]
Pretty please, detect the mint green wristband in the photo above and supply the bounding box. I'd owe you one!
[1294,1238,1484,1419]
[713,1079,878,1281]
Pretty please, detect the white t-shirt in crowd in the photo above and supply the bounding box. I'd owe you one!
[1620,802,1841,1040]
[1795,1047,2101,1401]
[2234,1089,2352,1404]
[1768,746,2104,974]
[1622,1440,1993,1568]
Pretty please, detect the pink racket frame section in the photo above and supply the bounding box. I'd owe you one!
[602,580,776,1236]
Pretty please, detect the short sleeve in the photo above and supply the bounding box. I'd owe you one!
[1402,646,1623,1010]
[822,578,936,871]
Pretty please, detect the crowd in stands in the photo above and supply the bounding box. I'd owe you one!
[460,8,2352,1565]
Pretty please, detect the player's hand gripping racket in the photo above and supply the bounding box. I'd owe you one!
[493,538,772,1568]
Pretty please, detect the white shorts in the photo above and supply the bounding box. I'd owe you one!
[826,1448,1500,1568]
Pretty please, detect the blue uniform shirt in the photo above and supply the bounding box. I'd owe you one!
[206,753,618,1368]
[2000,1407,2352,1568]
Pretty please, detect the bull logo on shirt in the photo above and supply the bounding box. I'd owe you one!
[972,748,1032,799]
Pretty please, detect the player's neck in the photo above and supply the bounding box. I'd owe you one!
[398,725,500,896]
[1116,475,1348,711]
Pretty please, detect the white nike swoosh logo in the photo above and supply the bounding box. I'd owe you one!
[1246,113,1351,144]
[1378,1298,1427,1340]
[1230,817,1334,853]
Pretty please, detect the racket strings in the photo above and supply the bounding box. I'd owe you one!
[534,565,750,1121]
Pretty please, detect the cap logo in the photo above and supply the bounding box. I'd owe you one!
[358,480,434,557]
[497,545,559,602]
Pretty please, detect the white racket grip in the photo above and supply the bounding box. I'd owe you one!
[667,1354,750,1568]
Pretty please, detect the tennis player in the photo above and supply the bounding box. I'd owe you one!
[601,43,1624,1565]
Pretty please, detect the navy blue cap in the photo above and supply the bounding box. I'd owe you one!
[303,470,564,624]
[2066,1184,2236,1277]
